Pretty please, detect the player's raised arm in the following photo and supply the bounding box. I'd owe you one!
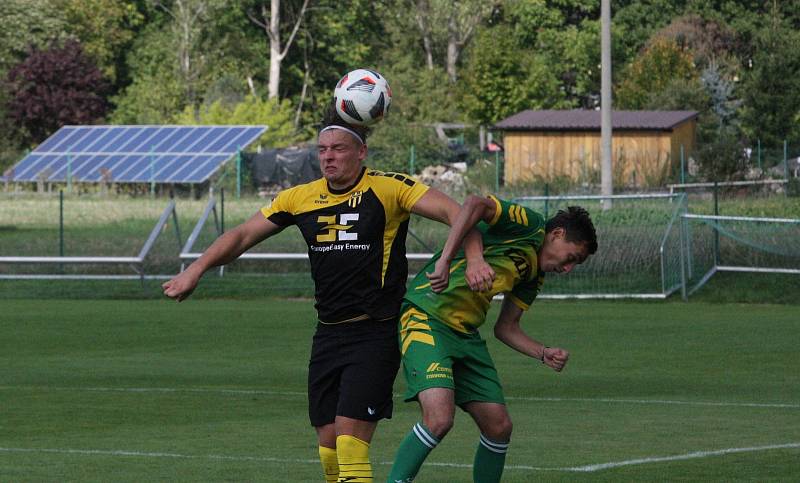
[493,296,569,372]
[410,189,492,293]
[425,194,498,292]
[162,212,283,302]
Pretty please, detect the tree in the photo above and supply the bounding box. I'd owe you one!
[153,0,222,105]
[615,38,697,109]
[502,0,605,108]
[404,0,498,82]
[55,0,143,84]
[6,40,109,144]
[459,25,567,125]
[738,17,800,146]
[247,0,310,99]
[611,0,684,62]
[174,95,300,147]
[0,0,69,75]
[279,0,383,129]
[109,20,185,124]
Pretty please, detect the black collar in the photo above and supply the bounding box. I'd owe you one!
[328,166,366,195]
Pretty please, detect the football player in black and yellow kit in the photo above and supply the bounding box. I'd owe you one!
[387,195,597,483]
[162,111,494,483]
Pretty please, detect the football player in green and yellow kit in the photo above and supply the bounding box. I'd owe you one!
[387,194,597,483]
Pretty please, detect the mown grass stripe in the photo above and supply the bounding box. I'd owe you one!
[2,386,796,409]
[2,443,799,472]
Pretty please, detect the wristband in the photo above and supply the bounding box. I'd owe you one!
[540,346,549,363]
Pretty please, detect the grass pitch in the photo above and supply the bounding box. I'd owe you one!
[1,299,798,482]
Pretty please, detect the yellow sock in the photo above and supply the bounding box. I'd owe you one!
[336,435,372,482]
[319,445,339,483]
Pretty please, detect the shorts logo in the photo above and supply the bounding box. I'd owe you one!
[426,362,453,381]
[316,213,359,242]
[367,407,376,415]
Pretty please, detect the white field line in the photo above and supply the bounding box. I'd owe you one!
[1,385,798,409]
[1,443,799,472]
[505,395,800,409]
[563,442,800,472]
[0,386,306,397]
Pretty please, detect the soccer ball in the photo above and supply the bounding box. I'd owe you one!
[333,69,392,126]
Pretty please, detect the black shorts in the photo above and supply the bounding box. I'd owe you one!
[307,316,401,427]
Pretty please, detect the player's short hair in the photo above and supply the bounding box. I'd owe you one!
[545,206,598,255]
[320,103,370,145]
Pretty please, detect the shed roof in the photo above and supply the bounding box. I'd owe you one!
[494,110,698,131]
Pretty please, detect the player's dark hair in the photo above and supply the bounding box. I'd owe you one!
[320,102,370,144]
[545,206,598,255]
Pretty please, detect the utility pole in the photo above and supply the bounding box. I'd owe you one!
[601,0,613,209]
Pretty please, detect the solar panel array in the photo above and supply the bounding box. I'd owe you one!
[3,125,267,184]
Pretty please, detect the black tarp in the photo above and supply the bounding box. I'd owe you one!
[244,147,321,188]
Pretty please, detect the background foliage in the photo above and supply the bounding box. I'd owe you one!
[1,0,799,181]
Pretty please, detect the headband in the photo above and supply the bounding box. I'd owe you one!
[319,125,365,145]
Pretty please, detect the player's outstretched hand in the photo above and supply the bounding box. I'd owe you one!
[426,258,451,293]
[543,347,569,372]
[465,259,495,292]
[162,268,201,302]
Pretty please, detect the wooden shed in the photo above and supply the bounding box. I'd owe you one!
[493,110,698,187]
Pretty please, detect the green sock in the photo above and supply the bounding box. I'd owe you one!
[386,423,439,482]
[473,434,509,483]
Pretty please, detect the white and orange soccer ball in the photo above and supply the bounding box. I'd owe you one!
[333,69,392,126]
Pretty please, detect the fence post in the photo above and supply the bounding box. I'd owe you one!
[149,147,155,198]
[680,145,685,184]
[679,209,688,301]
[784,140,789,197]
[59,189,64,257]
[713,181,720,266]
[757,138,762,172]
[220,187,225,234]
[494,151,500,193]
[67,154,72,193]
[544,183,550,220]
[236,147,242,199]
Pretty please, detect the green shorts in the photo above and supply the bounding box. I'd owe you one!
[398,302,505,407]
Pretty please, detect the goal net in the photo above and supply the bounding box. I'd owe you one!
[681,214,800,296]
[514,194,687,298]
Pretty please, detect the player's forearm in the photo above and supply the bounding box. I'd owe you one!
[189,228,251,274]
[439,197,487,262]
[494,301,548,360]
[495,320,546,360]
[462,228,485,261]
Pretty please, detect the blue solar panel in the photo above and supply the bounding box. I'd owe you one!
[36,127,74,152]
[5,125,267,184]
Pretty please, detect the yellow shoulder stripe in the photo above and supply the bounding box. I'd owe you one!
[508,204,529,226]
[487,195,502,225]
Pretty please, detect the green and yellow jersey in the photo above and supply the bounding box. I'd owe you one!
[261,167,429,323]
[405,195,545,333]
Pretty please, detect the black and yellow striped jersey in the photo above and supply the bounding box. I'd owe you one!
[261,167,430,323]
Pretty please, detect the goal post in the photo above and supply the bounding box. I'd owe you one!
[513,193,688,299]
[680,213,800,297]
